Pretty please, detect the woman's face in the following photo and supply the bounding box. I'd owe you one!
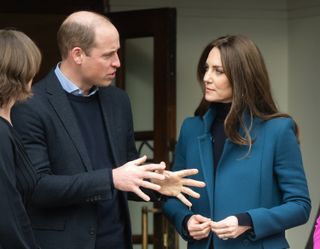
[203,47,232,103]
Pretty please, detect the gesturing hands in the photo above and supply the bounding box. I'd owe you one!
[112,156,205,206]
[187,215,251,241]
[112,155,166,201]
[153,168,206,207]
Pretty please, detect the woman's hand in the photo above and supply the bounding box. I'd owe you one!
[187,214,212,240]
[211,216,251,240]
[153,167,205,207]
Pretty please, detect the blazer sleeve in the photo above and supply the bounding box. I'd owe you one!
[12,102,114,208]
[247,118,311,240]
[162,119,194,240]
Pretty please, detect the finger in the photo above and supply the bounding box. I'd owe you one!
[142,163,166,172]
[194,214,211,222]
[212,227,232,234]
[190,227,211,238]
[175,168,199,178]
[182,178,206,188]
[212,227,229,236]
[217,232,232,240]
[211,221,228,229]
[192,229,211,240]
[143,171,165,181]
[217,234,227,240]
[131,155,147,165]
[139,179,161,191]
[181,186,200,199]
[176,193,192,207]
[133,187,150,201]
[160,161,166,169]
[156,167,165,175]
[198,221,213,230]
[191,228,210,237]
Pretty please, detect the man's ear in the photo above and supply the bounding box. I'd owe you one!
[71,47,83,65]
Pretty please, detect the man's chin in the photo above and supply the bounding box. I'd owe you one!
[96,80,113,87]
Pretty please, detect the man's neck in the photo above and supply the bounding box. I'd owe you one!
[59,61,92,95]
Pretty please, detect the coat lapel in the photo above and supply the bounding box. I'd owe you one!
[198,107,216,216]
[198,134,214,216]
[45,72,93,171]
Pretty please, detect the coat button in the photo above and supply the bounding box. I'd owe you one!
[89,227,95,235]
[242,239,250,246]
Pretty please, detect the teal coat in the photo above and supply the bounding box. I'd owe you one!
[163,107,311,249]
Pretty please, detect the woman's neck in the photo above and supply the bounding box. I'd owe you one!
[214,102,231,119]
[0,102,13,124]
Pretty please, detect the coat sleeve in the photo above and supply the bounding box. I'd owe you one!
[12,101,114,208]
[162,119,194,240]
[247,118,311,240]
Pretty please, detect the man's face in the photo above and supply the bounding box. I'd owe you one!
[81,24,121,88]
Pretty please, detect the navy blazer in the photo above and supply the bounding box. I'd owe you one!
[163,107,311,249]
[12,70,138,249]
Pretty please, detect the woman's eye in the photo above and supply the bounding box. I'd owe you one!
[215,69,223,75]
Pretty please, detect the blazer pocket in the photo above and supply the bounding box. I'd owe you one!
[30,211,66,231]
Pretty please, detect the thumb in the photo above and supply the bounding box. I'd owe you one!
[194,214,211,222]
[160,161,166,169]
[157,162,166,174]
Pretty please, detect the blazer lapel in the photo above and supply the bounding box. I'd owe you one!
[98,87,120,166]
[45,72,93,171]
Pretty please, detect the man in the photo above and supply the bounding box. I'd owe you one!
[12,11,203,249]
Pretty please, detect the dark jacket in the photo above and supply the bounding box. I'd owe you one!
[12,70,138,249]
[0,117,39,249]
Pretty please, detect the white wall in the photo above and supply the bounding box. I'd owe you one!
[110,0,320,248]
[110,0,289,130]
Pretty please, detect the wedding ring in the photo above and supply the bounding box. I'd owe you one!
[222,237,228,240]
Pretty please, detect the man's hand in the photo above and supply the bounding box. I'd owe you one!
[154,167,205,207]
[211,216,251,240]
[187,214,212,240]
[112,155,166,201]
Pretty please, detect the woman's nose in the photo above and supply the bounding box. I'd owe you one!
[203,71,212,84]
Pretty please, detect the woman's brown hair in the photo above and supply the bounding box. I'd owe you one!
[195,35,298,146]
[0,29,42,107]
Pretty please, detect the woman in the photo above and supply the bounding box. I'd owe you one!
[163,35,311,249]
[0,29,41,249]
[314,216,320,248]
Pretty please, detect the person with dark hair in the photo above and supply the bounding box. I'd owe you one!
[0,29,41,249]
[11,10,204,249]
[163,34,311,249]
